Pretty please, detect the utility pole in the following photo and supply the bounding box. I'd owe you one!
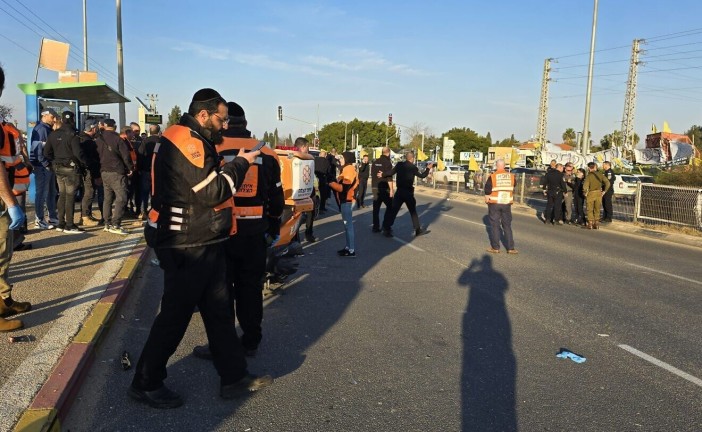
[82,0,88,71]
[116,0,126,128]
[147,93,159,114]
[581,0,599,156]
[535,58,552,146]
[621,38,644,159]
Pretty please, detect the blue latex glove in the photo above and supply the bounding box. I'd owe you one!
[8,206,26,230]
[556,350,586,363]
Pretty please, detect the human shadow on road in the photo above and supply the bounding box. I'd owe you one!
[458,255,517,432]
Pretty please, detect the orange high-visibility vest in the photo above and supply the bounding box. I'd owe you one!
[12,162,30,195]
[487,170,515,204]
[0,122,22,168]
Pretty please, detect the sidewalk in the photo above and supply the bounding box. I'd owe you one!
[0,212,148,432]
[414,185,702,249]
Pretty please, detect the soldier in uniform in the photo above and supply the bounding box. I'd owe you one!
[601,161,615,222]
[582,162,610,230]
[484,159,518,254]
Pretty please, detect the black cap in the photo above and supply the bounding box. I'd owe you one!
[62,110,75,122]
[41,108,58,117]
[191,88,223,103]
[226,101,246,126]
[83,118,98,131]
[103,118,117,128]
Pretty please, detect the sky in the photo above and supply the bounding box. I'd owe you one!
[1,0,702,147]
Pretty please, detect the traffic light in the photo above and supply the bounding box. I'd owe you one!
[388,113,392,126]
[277,106,283,121]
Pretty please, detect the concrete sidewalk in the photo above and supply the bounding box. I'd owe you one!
[415,185,702,249]
[0,213,148,432]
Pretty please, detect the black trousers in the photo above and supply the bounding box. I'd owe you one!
[574,196,585,224]
[226,233,267,351]
[488,204,514,250]
[372,187,392,230]
[356,178,368,207]
[102,171,127,227]
[132,243,247,391]
[544,191,563,223]
[81,171,103,217]
[602,190,614,221]
[383,187,420,231]
[55,166,80,228]
[318,181,330,211]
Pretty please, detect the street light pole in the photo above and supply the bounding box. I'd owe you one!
[581,0,599,155]
[116,0,126,128]
[343,121,348,152]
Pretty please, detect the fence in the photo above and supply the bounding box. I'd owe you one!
[635,183,702,230]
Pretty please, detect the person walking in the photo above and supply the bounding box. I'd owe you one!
[601,161,615,223]
[79,118,102,226]
[355,154,369,208]
[192,101,284,360]
[29,108,58,229]
[43,111,86,234]
[484,159,518,254]
[0,65,29,331]
[542,163,567,225]
[370,147,394,232]
[330,152,359,257]
[130,89,270,409]
[582,162,610,230]
[378,151,432,237]
[97,119,132,235]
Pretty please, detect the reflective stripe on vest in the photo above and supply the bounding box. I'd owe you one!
[1,123,22,167]
[12,163,30,195]
[488,171,514,204]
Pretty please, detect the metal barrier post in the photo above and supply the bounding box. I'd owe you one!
[633,181,641,223]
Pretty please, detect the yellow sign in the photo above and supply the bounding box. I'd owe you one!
[510,149,519,167]
[38,38,70,72]
[437,157,445,171]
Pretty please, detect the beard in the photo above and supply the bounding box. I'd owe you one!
[202,118,224,145]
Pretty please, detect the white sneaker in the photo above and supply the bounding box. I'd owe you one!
[63,227,84,234]
[34,220,50,230]
[103,224,113,232]
[108,226,129,235]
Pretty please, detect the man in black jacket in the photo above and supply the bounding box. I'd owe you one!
[356,154,369,208]
[315,149,330,213]
[542,163,567,225]
[601,161,615,222]
[43,111,86,234]
[79,119,102,226]
[137,125,160,220]
[97,119,133,235]
[378,151,433,237]
[370,147,394,232]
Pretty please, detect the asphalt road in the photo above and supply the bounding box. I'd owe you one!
[64,193,702,432]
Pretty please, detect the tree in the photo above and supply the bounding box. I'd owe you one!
[441,127,492,160]
[485,131,492,144]
[600,130,622,150]
[0,104,13,121]
[167,105,181,127]
[686,125,702,150]
[562,128,576,145]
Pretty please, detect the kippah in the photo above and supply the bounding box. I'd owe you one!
[227,102,245,118]
[191,88,222,103]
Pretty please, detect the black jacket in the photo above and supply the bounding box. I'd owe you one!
[314,156,330,184]
[97,130,132,175]
[383,161,429,189]
[146,114,251,249]
[79,132,100,178]
[358,161,370,180]
[371,155,393,190]
[603,168,615,195]
[44,124,86,169]
[138,135,159,172]
[544,169,567,194]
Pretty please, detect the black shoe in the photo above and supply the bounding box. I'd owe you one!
[305,235,317,243]
[371,227,381,233]
[128,385,183,409]
[220,374,273,400]
[192,344,213,360]
[382,230,393,238]
[339,249,356,258]
[415,228,429,236]
[337,248,349,255]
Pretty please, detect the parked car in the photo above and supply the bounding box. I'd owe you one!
[433,165,467,184]
[632,174,655,184]
[612,174,641,198]
[510,167,547,193]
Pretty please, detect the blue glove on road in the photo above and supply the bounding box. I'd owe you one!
[8,206,26,230]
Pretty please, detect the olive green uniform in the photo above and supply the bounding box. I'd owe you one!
[583,171,610,223]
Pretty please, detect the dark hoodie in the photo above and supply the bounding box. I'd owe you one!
[330,152,358,205]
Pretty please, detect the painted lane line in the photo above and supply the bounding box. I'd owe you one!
[392,236,425,252]
[443,214,484,226]
[302,231,344,249]
[618,344,702,388]
[626,262,702,286]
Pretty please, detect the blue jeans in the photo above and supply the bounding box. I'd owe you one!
[32,164,58,222]
[340,202,355,251]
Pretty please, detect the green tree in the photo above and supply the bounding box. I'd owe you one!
[441,127,491,160]
[485,131,492,144]
[310,119,401,152]
[0,104,13,120]
[167,105,181,127]
[600,130,622,150]
[562,128,576,144]
[686,125,702,150]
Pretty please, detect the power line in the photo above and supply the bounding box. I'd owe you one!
[0,31,35,56]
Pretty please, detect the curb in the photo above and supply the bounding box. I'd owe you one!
[415,186,702,249]
[12,241,150,432]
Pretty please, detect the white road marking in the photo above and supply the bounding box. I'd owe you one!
[392,236,425,252]
[626,262,702,286]
[443,213,484,226]
[618,344,702,388]
[302,231,344,249]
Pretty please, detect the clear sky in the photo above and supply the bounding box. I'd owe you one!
[1,1,701,146]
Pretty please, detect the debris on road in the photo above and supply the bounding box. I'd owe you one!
[8,335,35,343]
[556,348,586,363]
[121,351,132,370]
